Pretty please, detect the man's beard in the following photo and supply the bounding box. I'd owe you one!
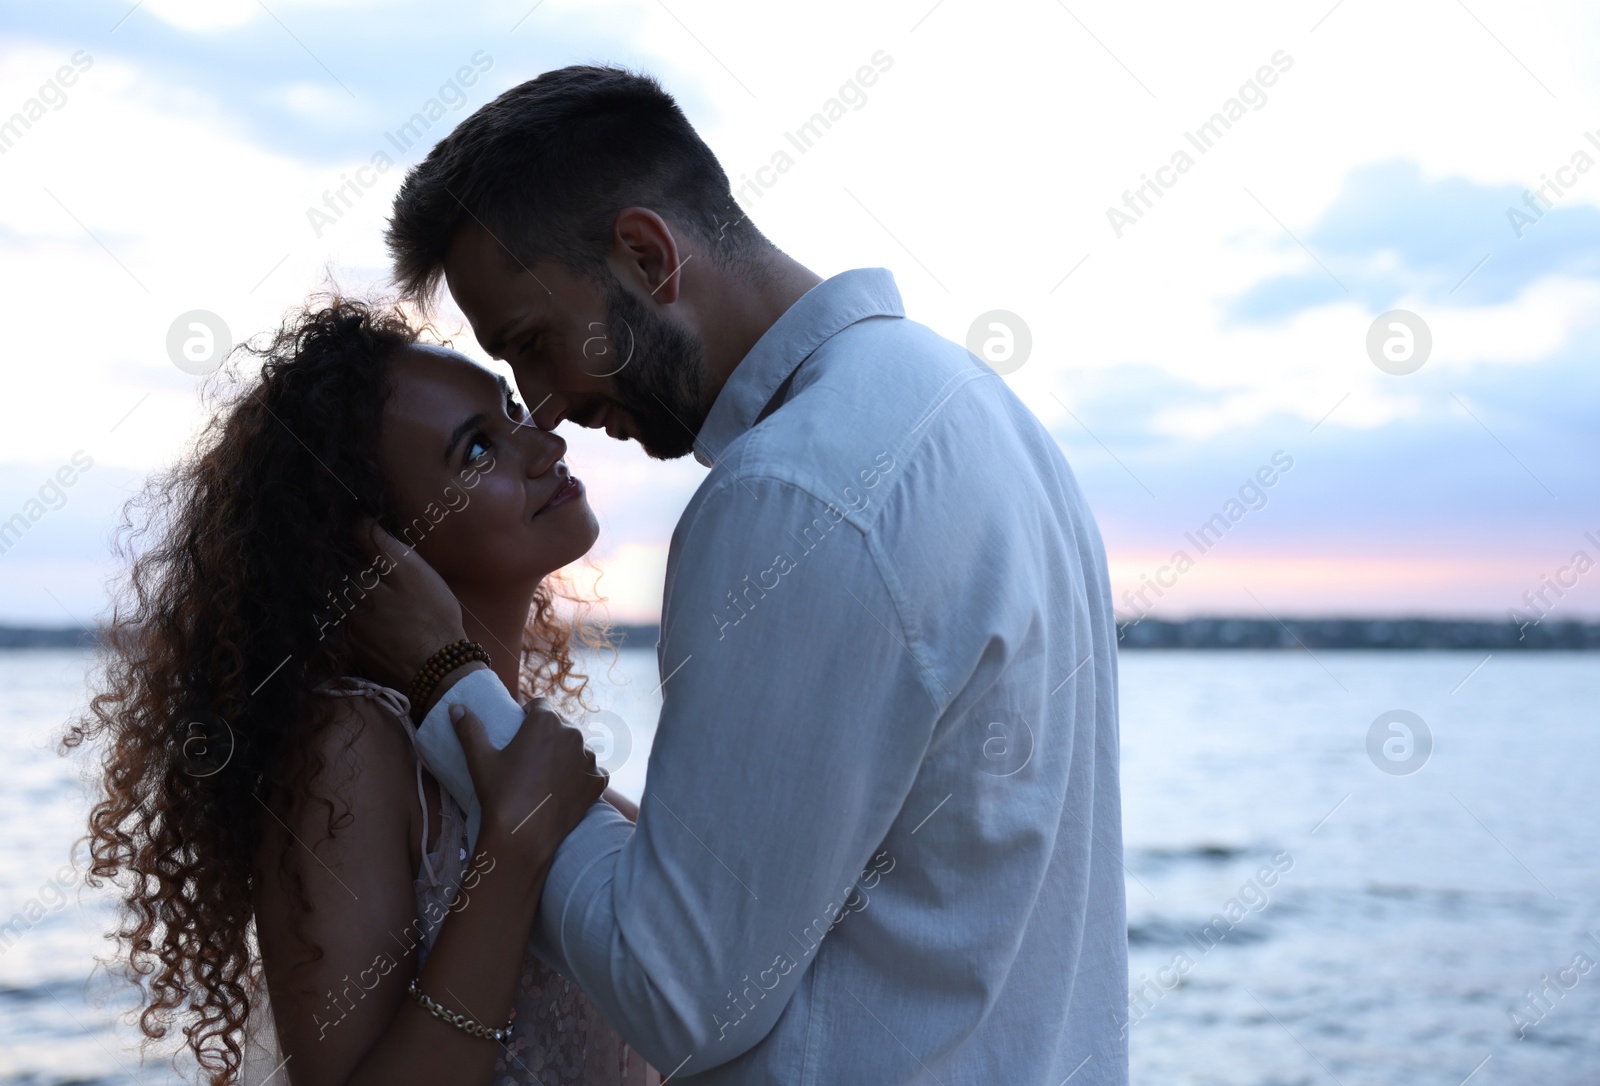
[597,273,711,460]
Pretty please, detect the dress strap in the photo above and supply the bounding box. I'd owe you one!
[313,678,439,886]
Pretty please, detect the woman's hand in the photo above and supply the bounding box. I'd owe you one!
[347,522,468,695]
[451,697,608,869]
[602,787,640,822]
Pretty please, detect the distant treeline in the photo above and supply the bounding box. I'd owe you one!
[1116,616,1600,650]
[0,624,668,651]
[2,619,1596,652]
[0,626,98,649]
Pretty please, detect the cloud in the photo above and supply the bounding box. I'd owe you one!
[3,0,1600,623]
[139,0,260,33]
[7,0,645,161]
[1228,158,1600,321]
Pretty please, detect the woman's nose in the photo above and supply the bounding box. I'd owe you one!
[523,426,566,478]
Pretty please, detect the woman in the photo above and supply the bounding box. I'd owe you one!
[64,298,658,1085]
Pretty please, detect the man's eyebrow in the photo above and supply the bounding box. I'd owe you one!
[445,412,487,461]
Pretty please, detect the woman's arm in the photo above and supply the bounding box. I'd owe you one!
[602,786,639,822]
[254,696,602,1086]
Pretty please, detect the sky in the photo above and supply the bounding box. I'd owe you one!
[0,0,1597,626]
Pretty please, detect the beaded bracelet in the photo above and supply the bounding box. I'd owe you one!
[408,639,492,715]
[406,977,513,1044]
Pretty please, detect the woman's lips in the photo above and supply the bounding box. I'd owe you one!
[536,475,583,517]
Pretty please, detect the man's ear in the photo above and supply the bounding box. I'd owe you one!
[610,206,684,305]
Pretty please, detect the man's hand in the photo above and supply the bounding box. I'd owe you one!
[517,696,639,823]
[454,697,608,872]
[347,523,468,693]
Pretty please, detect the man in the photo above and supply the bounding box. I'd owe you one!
[359,64,1127,1084]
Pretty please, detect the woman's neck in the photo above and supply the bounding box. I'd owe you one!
[453,582,538,698]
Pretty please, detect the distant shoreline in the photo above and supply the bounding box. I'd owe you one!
[1115,617,1599,650]
[3,618,1596,651]
[0,623,662,651]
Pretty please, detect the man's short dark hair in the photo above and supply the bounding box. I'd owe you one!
[386,65,770,302]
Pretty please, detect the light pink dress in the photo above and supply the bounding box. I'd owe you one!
[241,679,657,1086]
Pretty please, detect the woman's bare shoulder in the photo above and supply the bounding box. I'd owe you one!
[256,688,420,873]
[305,688,414,783]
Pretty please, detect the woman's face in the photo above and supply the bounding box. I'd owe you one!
[378,344,599,594]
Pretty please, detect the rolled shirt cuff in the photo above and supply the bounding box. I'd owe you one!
[413,667,524,855]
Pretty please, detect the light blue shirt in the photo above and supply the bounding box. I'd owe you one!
[419,268,1128,1084]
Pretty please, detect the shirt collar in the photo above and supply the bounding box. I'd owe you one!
[693,267,905,467]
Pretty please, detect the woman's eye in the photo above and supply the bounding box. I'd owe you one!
[465,435,492,463]
[506,392,527,419]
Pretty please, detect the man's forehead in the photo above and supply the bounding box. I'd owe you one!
[443,229,539,348]
[444,223,522,298]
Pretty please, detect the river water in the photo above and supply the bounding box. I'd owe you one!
[1,647,1594,1084]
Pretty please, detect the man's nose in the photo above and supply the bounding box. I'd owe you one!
[510,366,565,430]
[528,392,564,431]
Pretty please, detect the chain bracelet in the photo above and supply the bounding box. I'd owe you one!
[406,977,513,1044]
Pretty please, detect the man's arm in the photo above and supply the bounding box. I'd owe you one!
[525,474,941,1073]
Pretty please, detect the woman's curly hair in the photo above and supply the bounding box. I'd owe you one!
[60,296,607,1083]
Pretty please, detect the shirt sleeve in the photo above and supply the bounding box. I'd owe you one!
[529,472,941,1074]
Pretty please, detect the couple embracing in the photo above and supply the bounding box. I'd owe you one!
[72,64,1127,1086]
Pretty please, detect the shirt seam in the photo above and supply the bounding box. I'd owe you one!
[732,364,1000,544]
[861,521,951,714]
[666,470,947,713]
